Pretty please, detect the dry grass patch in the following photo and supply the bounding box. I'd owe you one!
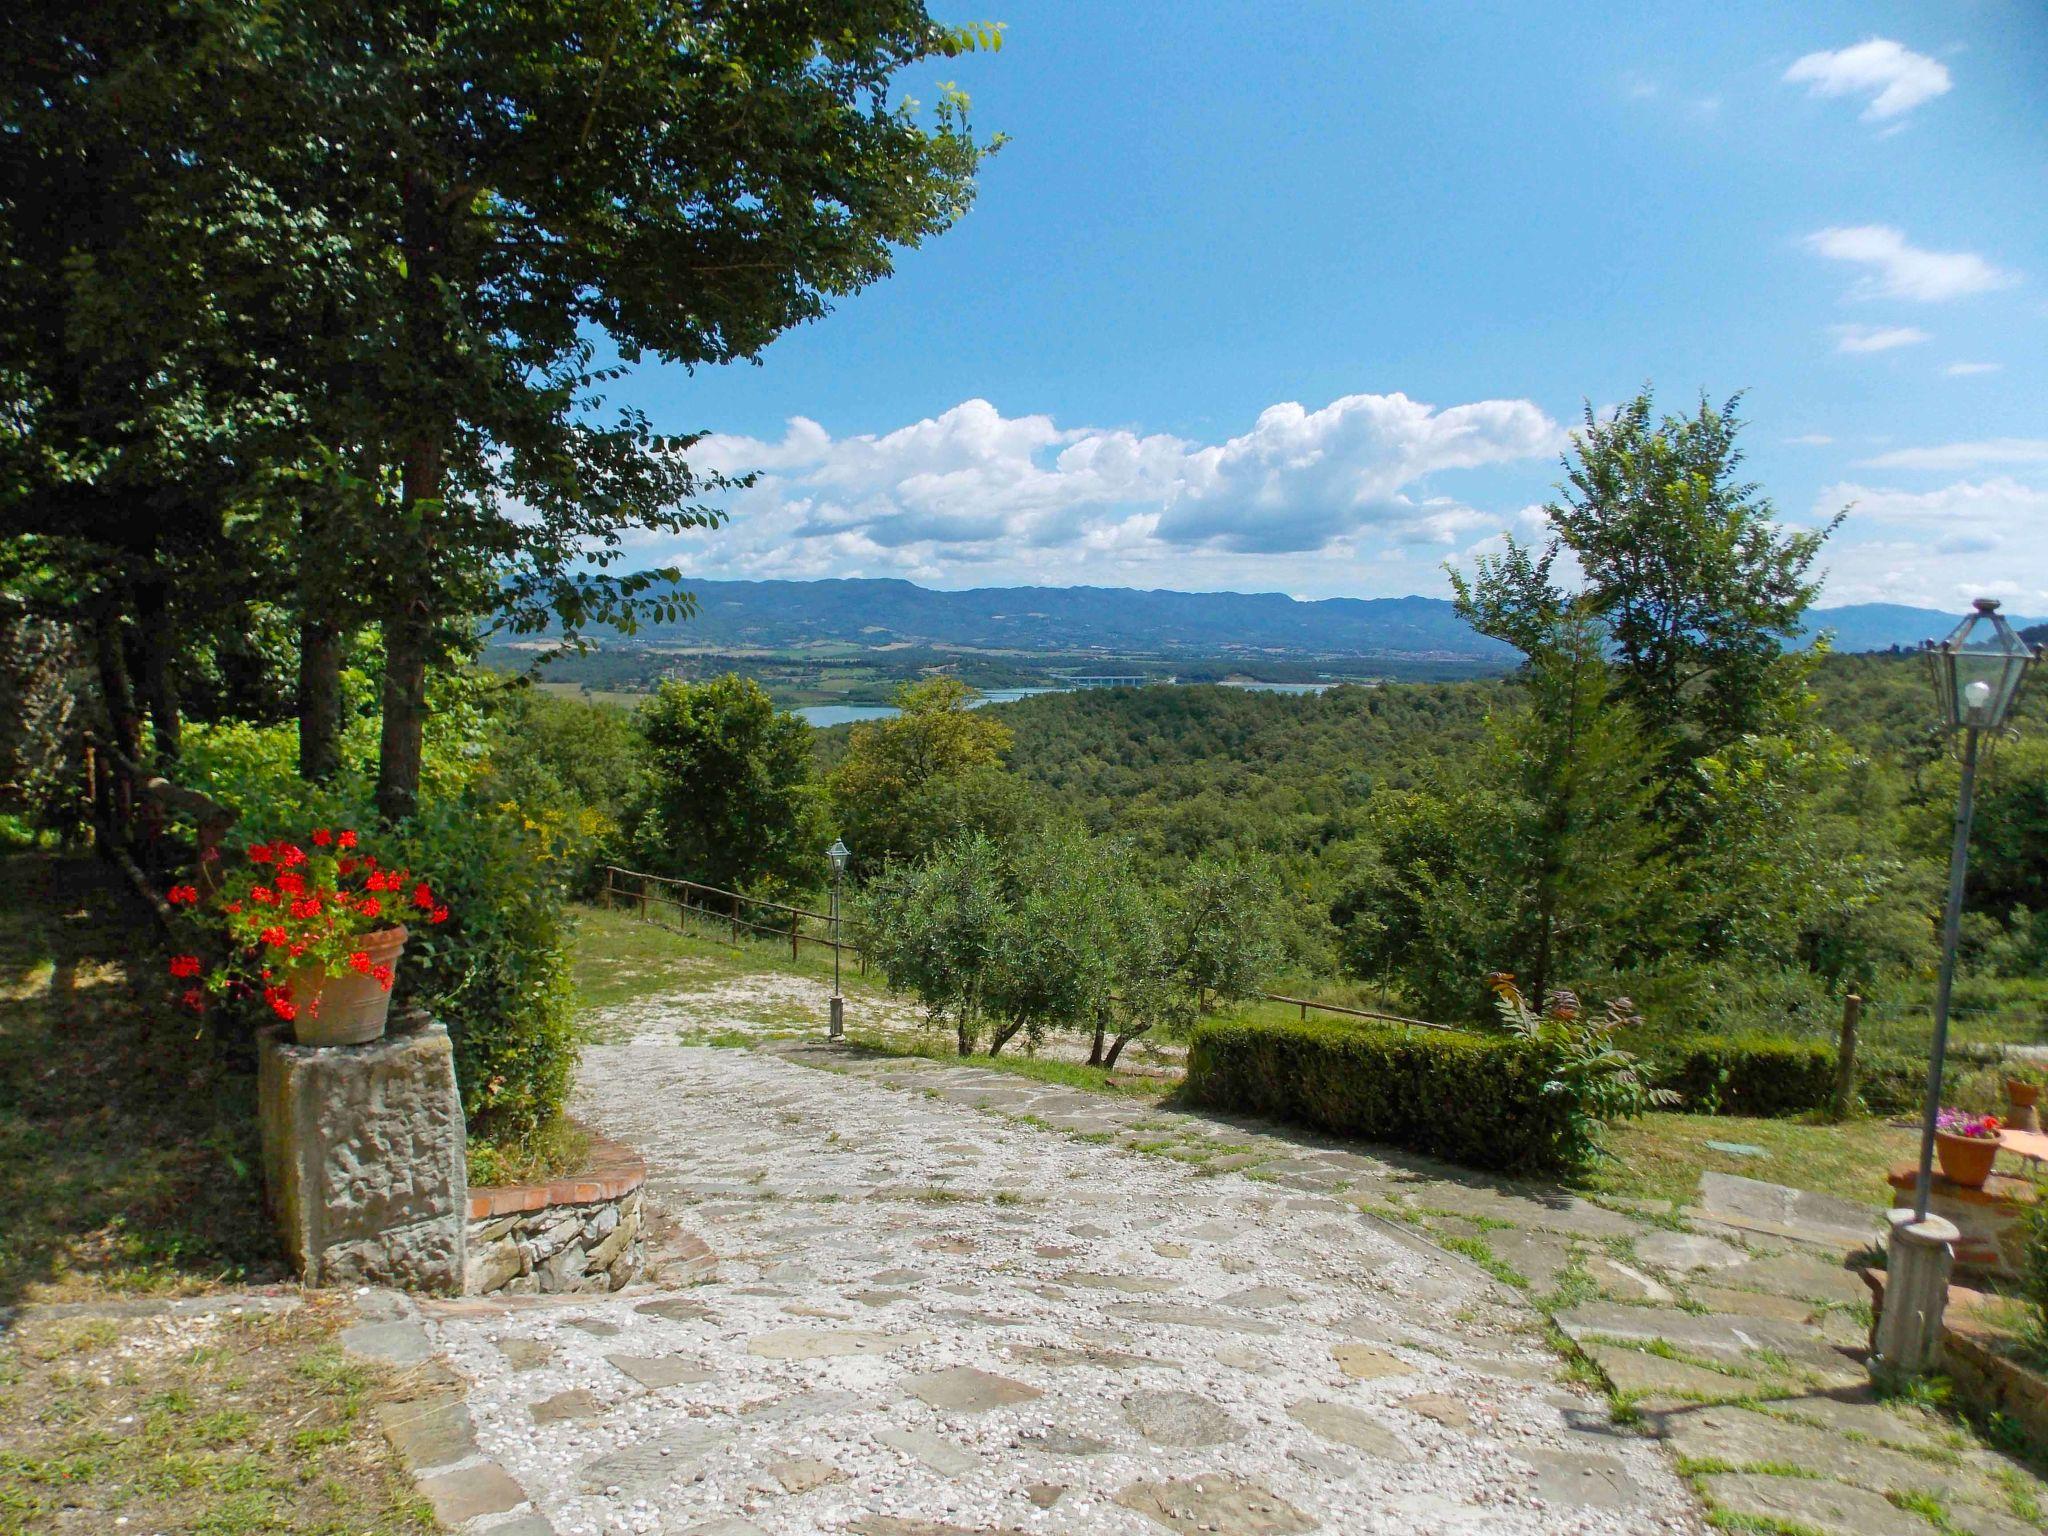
[0,1299,437,1535]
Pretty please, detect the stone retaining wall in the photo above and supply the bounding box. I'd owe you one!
[463,1134,647,1296]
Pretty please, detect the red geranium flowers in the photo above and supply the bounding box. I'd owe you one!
[165,829,449,1022]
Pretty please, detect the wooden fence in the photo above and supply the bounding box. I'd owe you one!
[598,863,1451,1034]
[83,732,237,926]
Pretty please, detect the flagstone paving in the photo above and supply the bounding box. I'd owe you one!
[416,988,2048,1535]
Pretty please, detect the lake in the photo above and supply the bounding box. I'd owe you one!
[796,680,1334,727]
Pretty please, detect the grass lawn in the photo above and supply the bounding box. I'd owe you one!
[568,898,896,1017]
[1583,1110,1923,1210]
[0,852,442,1535]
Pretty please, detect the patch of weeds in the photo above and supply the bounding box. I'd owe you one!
[1540,1257,1602,1313]
[1677,1457,1822,1478]
[1587,1334,1758,1381]
[1411,1206,1514,1232]
[1872,1368,1955,1413]
[1241,1168,1279,1184]
[1885,1489,1960,1535]
[1993,1465,2044,1524]
[1702,1508,1830,1536]
[1744,1347,1795,1377]
[1437,1234,1530,1290]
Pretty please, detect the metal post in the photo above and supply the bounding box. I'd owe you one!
[1914,726,1982,1221]
[828,864,845,1039]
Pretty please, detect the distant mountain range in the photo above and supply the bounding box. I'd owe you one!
[573,579,2038,663]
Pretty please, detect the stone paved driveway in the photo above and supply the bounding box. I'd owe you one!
[422,1020,1698,1535]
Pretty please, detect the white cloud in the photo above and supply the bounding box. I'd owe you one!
[664,394,1563,587]
[1787,433,1835,446]
[1803,225,2018,302]
[1944,361,2001,377]
[1857,439,2048,471]
[1815,477,2048,609]
[1830,323,1930,353]
[1821,476,2048,522]
[1784,39,1952,122]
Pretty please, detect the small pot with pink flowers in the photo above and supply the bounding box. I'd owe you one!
[167,827,451,1047]
[1933,1109,2003,1190]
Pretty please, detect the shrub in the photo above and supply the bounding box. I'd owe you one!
[1184,1016,1586,1174]
[179,718,587,1144]
[1659,1033,1922,1117]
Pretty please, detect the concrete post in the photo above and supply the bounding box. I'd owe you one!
[1872,1207,1960,1377]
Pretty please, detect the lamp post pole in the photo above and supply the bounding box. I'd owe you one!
[1913,724,1981,1222]
[827,839,848,1039]
[1877,599,2036,1377]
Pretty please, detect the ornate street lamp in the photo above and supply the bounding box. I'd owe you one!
[826,839,850,1039]
[1878,599,2038,1375]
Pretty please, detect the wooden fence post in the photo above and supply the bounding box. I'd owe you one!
[1833,993,1862,1121]
[730,895,739,944]
[603,867,614,910]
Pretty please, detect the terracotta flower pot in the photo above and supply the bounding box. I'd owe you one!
[1935,1129,1999,1189]
[2006,1079,2040,1108]
[287,925,409,1047]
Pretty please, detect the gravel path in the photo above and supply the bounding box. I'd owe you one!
[423,999,1699,1535]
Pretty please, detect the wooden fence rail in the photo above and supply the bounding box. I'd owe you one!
[598,863,1453,1034]
[82,732,238,926]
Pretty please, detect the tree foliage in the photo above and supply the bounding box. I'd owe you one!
[634,675,825,897]
[829,677,1018,872]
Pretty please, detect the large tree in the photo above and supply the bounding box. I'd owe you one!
[634,675,825,896]
[4,1,1000,816]
[1461,389,1840,773]
[238,0,1000,821]
[828,676,1020,871]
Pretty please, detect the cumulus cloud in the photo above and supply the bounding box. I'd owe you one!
[1943,361,2001,377]
[1814,476,2048,609]
[1784,39,1952,121]
[675,393,1563,584]
[1856,439,2048,471]
[1821,476,2048,522]
[1830,323,1929,353]
[1803,225,2018,302]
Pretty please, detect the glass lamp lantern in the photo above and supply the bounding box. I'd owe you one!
[1927,598,2037,734]
[827,838,850,878]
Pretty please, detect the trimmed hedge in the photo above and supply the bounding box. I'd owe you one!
[1183,1017,1581,1174]
[1659,1034,1922,1118]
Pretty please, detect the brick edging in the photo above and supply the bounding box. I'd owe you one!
[467,1131,647,1220]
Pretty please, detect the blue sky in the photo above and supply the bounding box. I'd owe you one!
[619,2,2047,610]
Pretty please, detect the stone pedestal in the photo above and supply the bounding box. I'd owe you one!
[257,1010,467,1291]
[1871,1207,1959,1377]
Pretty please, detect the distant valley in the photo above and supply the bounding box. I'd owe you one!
[493,579,2036,712]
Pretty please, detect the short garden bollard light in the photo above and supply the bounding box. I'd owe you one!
[827,838,850,1039]
[1876,599,2038,1377]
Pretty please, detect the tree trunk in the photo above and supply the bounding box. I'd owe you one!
[375,440,443,825]
[298,618,343,781]
[131,574,181,764]
[90,592,143,763]
[1102,1023,1150,1069]
[1088,1016,1107,1066]
[955,1013,973,1057]
[298,495,345,781]
[987,1020,1023,1057]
